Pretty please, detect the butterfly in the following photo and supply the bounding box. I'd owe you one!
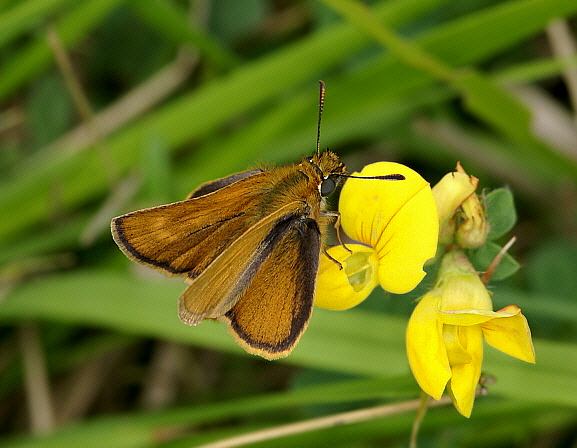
[111,81,402,359]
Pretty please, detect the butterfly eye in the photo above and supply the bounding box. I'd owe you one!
[320,176,336,196]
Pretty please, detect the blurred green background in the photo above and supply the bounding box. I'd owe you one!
[1,0,577,446]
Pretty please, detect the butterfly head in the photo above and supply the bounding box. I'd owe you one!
[304,150,347,197]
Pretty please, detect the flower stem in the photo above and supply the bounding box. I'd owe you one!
[195,396,451,448]
[481,236,516,284]
[409,392,431,448]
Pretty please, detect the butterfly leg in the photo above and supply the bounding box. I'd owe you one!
[322,211,352,253]
[323,247,343,270]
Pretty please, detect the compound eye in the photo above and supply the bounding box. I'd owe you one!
[320,176,336,197]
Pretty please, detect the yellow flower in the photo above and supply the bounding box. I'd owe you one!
[315,162,438,310]
[406,251,535,417]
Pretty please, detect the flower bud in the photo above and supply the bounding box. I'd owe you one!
[432,163,488,248]
[432,164,477,244]
[455,191,489,248]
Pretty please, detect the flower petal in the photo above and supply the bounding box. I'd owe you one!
[432,168,478,244]
[339,162,438,294]
[443,324,472,365]
[406,293,451,400]
[481,306,535,363]
[439,274,492,312]
[432,170,477,222]
[448,325,484,418]
[314,244,379,310]
[437,307,519,326]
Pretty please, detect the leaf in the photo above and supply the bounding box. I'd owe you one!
[2,270,577,408]
[0,0,449,243]
[485,187,517,240]
[525,239,577,298]
[0,0,124,102]
[0,0,76,48]
[468,241,520,281]
[27,74,74,150]
[130,0,239,69]
[4,0,577,244]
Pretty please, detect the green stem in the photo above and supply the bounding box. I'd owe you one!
[409,392,431,448]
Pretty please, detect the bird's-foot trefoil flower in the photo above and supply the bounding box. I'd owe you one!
[405,250,535,417]
[315,162,439,310]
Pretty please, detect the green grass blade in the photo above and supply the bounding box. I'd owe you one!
[321,0,577,181]
[128,0,240,70]
[0,0,126,103]
[3,382,568,448]
[0,0,450,242]
[2,270,577,407]
[0,0,75,48]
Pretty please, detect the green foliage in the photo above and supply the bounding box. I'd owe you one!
[469,241,521,280]
[468,187,520,280]
[1,0,577,446]
[27,74,74,149]
[526,239,577,299]
[485,187,517,240]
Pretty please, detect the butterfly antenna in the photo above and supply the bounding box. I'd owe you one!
[336,173,405,181]
[317,80,325,157]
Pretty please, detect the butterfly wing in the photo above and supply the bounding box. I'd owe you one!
[111,170,269,277]
[178,201,313,326]
[221,217,321,359]
[113,168,322,359]
[187,169,263,199]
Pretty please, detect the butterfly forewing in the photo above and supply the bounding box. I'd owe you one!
[187,170,263,199]
[111,171,270,277]
[221,217,321,359]
[178,201,311,326]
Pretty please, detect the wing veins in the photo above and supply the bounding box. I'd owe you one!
[178,202,307,326]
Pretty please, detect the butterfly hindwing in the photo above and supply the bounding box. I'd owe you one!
[177,201,312,326]
[221,217,321,359]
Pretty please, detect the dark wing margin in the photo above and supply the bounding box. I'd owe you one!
[221,217,321,359]
[111,201,244,276]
